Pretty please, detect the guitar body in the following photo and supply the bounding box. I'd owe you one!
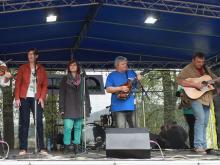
[115,69,149,100]
[183,75,215,99]
[117,80,132,100]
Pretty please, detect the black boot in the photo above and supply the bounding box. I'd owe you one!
[74,144,79,155]
[63,145,71,154]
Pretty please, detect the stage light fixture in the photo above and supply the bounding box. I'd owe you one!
[46,14,57,22]
[144,15,158,24]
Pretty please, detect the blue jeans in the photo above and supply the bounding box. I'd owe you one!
[191,100,210,149]
[19,98,45,151]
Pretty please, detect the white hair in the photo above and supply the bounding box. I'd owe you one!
[114,56,127,67]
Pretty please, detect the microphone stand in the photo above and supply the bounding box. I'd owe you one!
[80,69,88,154]
[33,60,38,154]
[137,80,149,128]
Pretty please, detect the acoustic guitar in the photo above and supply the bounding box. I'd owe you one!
[183,75,220,99]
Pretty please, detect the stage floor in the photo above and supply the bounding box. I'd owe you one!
[1,149,220,165]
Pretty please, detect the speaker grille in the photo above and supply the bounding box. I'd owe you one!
[105,128,151,159]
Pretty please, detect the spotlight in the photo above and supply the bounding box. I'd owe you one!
[144,15,158,24]
[46,8,59,22]
[46,14,57,22]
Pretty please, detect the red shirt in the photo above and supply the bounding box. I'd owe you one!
[15,63,48,100]
[196,68,204,76]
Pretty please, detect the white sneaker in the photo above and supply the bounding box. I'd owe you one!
[39,150,48,155]
[19,150,27,156]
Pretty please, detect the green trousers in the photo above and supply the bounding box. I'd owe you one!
[63,118,83,145]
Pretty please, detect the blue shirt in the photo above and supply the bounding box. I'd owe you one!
[105,70,137,112]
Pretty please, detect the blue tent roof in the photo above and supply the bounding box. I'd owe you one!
[0,0,220,69]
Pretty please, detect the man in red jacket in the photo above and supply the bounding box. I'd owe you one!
[15,48,48,156]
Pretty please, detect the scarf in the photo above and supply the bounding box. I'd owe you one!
[66,73,81,87]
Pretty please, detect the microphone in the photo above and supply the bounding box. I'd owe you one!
[80,68,86,77]
[106,105,111,109]
[4,59,12,64]
[140,68,150,76]
[0,59,12,66]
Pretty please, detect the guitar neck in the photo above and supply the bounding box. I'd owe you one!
[208,77,220,84]
[140,68,150,76]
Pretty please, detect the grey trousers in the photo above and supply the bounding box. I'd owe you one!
[112,111,136,128]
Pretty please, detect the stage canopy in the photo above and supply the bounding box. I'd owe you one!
[0,0,220,69]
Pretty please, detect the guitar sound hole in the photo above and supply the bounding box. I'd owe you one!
[202,81,208,86]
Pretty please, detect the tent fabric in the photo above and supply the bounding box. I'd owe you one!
[0,1,220,68]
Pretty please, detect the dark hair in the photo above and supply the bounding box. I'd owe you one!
[28,48,39,56]
[67,59,81,74]
[192,52,205,59]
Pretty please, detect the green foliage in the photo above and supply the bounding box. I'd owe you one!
[2,80,14,148]
[161,70,178,123]
[136,70,187,134]
[44,94,62,138]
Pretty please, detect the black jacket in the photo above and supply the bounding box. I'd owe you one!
[59,75,91,119]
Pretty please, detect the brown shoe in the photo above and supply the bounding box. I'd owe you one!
[193,148,206,154]
[19,150,27,156]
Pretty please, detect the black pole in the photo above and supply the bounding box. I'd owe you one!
[34,59,38,153]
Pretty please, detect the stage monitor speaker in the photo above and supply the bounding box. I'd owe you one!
[105,128,151,159]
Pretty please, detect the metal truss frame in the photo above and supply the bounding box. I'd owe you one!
[71,2,102,58]
[2,0,220,70]
[6,53,218,70]
[0,0,97,13]
[1,0,220,19]
[8,53,219,70]
[207,54,220,69]
[8,60,190,70]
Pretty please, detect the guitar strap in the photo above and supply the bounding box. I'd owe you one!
[204,64,209,74]
[204,64,213,78]
[125,70,129,81]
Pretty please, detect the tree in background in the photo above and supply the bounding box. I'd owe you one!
[2,80,14,149]
[136,70,186,134]
[44,93,62,150]
[161,70,178,123]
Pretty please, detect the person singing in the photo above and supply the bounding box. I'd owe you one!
[59,59,91,154]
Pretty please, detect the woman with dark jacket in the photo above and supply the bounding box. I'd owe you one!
[59,59,91,154]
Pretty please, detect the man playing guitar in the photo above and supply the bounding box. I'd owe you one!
[105,56,141,128]
[177,52,217,154]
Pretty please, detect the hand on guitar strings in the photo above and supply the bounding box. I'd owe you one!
[194,82,212,90]
[120,86,129,92]
[193,82,203,90]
